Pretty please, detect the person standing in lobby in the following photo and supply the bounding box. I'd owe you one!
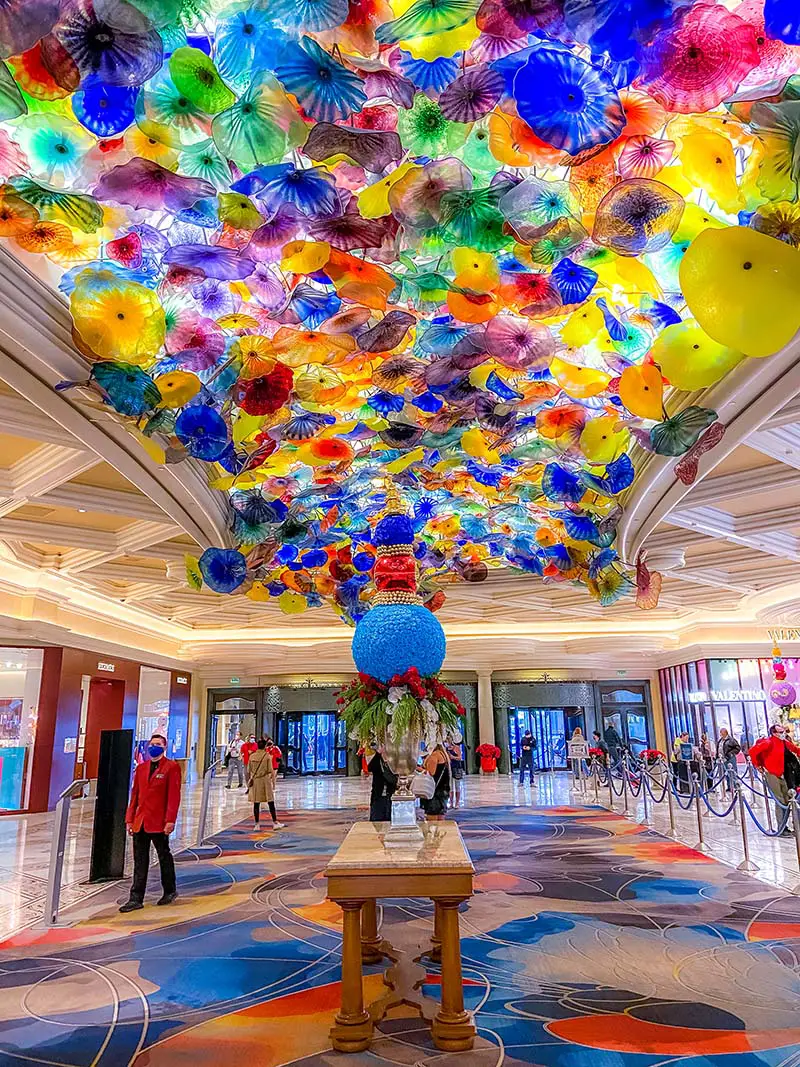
[749,724,800,835]
[519,731,536,785]
[225,732,245,789]
[247,738,285,831]
[241,733,258,779]
[120,732,181,912]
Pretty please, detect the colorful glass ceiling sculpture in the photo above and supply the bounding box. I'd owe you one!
[2,0,800,623]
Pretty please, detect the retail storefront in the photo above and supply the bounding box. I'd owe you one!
[205,681,479,775]
[658,657,783,750]
[493,679,654,774]
[0,645,192,813]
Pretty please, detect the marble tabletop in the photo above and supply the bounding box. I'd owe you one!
[325,821,474,875]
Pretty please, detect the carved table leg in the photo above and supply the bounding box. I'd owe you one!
[431,898,476,1052]
[330,900,373,1052]
[361,898,383,964]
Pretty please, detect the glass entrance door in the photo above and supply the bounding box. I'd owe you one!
[284,712,347,774]
[508,707,586,770]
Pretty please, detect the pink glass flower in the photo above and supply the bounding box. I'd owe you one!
[165,314,226,370]
[618,135,675,179]
[734,0,800,96]
[639,3,760,113]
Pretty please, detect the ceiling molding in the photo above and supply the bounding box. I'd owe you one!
[618,330,800,565]
[0,247,232,550]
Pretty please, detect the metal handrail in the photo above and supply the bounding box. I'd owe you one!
[45,778,89,926]
[195,759,224,848]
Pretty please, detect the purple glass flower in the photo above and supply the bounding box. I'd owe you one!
[93,158,215,212]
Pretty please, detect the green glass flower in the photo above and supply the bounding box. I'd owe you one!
[169,46,235,115]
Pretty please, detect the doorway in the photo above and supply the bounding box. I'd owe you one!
[507,707,586,770]
[208,694,257,768]
[79,678,125,780]
[597,684,651,757]
[282,712,347,775]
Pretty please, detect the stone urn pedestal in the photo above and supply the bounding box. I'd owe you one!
[382,731,423,848]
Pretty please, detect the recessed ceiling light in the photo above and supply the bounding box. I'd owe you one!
[78,508,87,513]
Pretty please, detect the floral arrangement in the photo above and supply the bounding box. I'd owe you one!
[588,746,606,759]
[641,748,667,765]
[337,666,464,748]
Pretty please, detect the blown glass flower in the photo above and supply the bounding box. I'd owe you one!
[639,3,760,113]
[70,269,165,364]
[53,0,163,87]
[275,36,366,123]
[513,47,625,154]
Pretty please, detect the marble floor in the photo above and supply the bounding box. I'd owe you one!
[1,770,798,938]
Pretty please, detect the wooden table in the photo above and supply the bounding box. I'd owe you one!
[324,820,476,1054]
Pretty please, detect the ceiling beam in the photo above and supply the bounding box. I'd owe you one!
[62,520,180,573]
[678,463,800,509]
[0,444,101,520]
[36,481,168,522]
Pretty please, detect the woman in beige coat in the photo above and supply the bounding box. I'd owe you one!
[247,739,285,831]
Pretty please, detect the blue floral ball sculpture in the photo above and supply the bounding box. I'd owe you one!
[352,603,446,682]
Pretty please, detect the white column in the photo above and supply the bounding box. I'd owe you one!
[477,671,494,747]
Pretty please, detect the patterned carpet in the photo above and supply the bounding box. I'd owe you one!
[1,804,799,1067]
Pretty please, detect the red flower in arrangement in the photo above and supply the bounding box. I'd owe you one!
[642,748,665,759]
[588,746,604,757]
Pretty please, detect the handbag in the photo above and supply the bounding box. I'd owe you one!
[411,770,436,800]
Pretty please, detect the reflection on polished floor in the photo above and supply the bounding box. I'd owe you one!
[2,772,800,940]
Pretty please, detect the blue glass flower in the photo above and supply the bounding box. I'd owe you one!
[398,51,460,94]
[565,0,684,63]
[552,257,598,304]
[233,163,339,216]
[72,81,138,136]
[513,47,625,155]
[271,0,348,32]
[367,391,405,416]
[215,7,288,88]
[352,604,446,682]
[765,0,800,44]
[199,547,247,594]
[274,37,366,123]
[175,405,229,460]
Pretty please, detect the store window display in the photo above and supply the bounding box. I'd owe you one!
[0,649,43,811]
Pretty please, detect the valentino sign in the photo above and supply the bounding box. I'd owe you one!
[686,688,767,703]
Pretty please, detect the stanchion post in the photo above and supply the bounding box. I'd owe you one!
[195,759,223,848]
[640,764,649,826]
[621,760,633,818]
[593,760,600,805]
[760,770,775,833]
[692,773,711,853]
[735,780,760,873]
[44,778,89,926]
[789,789,800,895]
[664,760,678,839]
[608,761,615,810]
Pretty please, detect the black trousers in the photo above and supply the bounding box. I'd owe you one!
[253,802,277,823]
[130,829,176,901]
[520,757,534,783]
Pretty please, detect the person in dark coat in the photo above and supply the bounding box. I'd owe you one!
[604,724,623,765]
[368,750,396,822]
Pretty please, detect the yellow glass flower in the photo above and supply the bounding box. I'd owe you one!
[70,269,165,365]
[155,370,202,407]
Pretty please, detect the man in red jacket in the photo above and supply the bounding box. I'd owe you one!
[750,724,800,836]
[120,732,182,912]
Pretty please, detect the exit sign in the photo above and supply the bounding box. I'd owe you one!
[97,661,115,673]
[230,676,240,685]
